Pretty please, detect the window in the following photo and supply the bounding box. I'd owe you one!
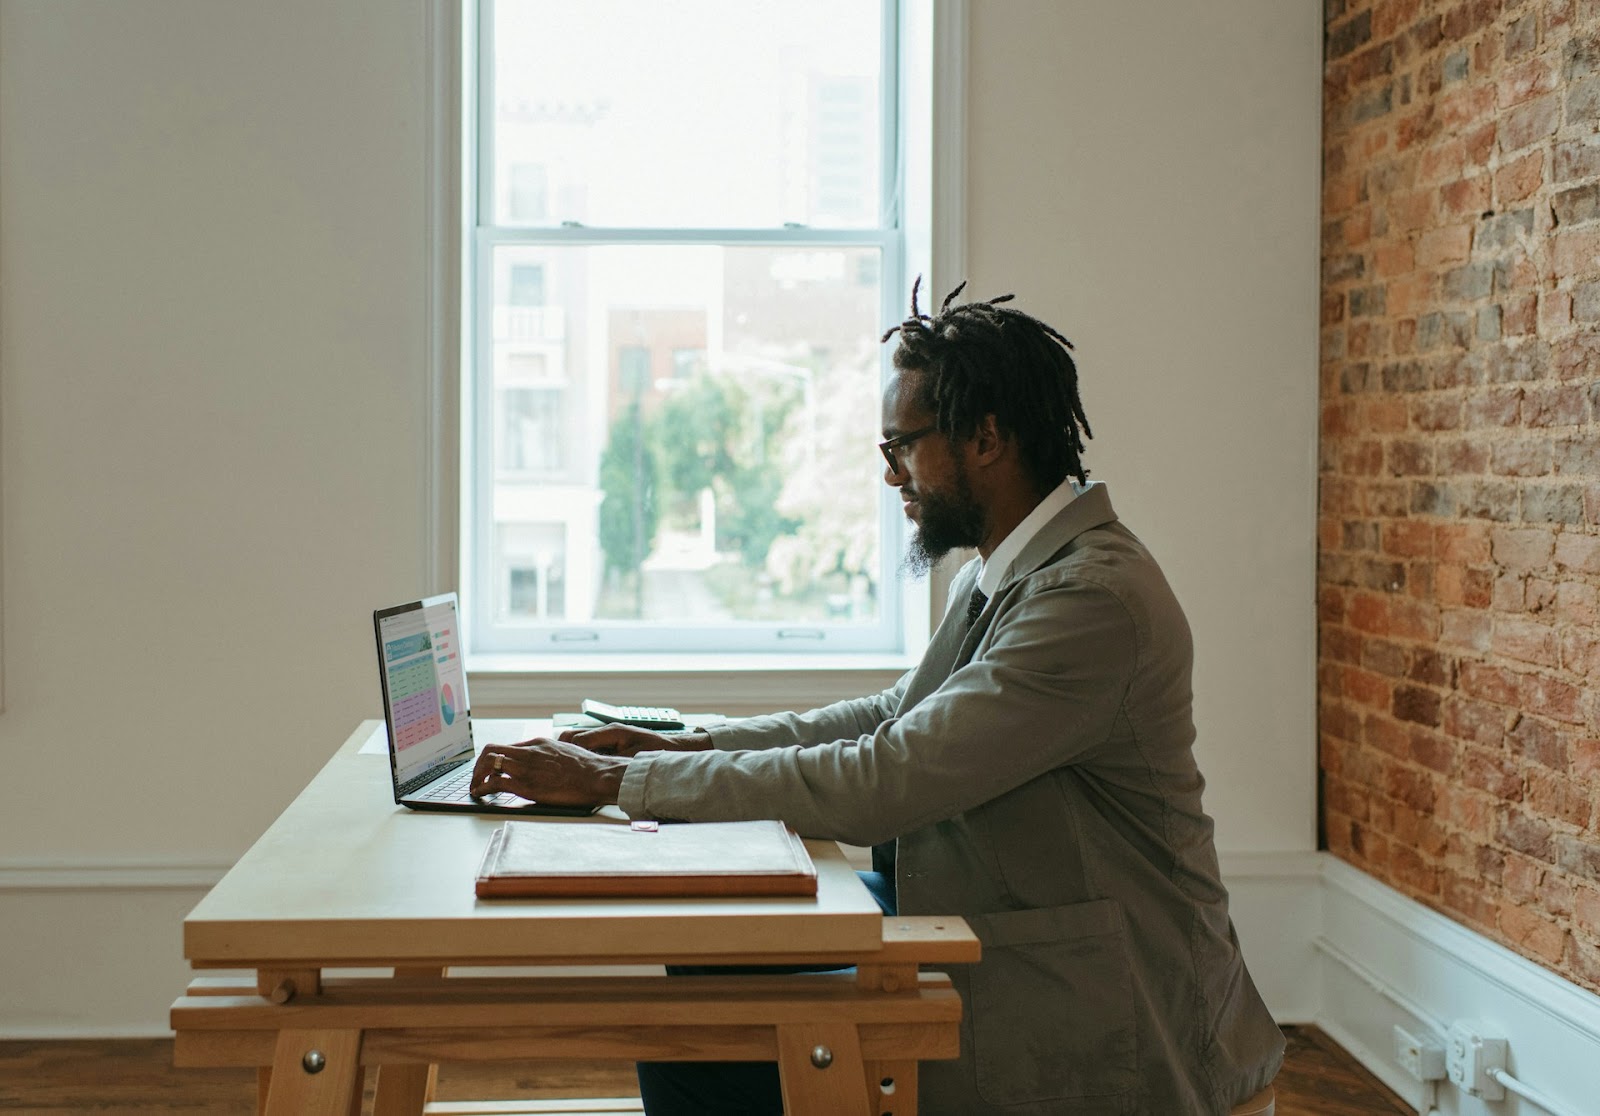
[466,0,936,655]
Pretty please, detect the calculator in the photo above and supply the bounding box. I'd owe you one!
[579,699,686,731]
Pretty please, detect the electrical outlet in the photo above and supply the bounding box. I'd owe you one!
[1393,1025,1446,1081]
[1446,1022,1507,1100]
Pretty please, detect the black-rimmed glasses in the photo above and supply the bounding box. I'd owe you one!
[878,424,939,473]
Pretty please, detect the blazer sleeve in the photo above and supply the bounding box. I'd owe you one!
[617,573,1138,844]
[700,672,912,752]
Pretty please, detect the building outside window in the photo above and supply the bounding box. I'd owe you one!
[468,0,919,654]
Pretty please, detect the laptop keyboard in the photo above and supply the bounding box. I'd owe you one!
[414,767,508,805]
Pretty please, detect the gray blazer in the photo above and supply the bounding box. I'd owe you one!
[619,482,1284,1114]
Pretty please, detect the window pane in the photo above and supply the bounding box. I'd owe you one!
[490,0,883,228]
[485,243,886,628]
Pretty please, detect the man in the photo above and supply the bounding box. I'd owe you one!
[472,281,1285,1114]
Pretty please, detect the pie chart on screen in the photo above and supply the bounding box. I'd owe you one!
[440,683,456,725]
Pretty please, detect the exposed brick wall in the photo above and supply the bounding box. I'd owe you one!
[1320,0,1600,991]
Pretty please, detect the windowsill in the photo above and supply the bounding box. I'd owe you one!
[467,651,919,715]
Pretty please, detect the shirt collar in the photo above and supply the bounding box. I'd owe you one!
[977,476,1084,598]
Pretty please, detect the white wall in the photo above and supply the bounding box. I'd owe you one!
[0,0,1323,1035]
[966,0,1323,853]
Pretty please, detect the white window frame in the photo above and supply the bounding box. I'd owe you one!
[425,0,967,706]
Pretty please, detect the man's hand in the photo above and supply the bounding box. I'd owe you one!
[558,724,714,758]
[470,738,629,806]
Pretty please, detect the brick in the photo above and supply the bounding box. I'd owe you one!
[1328,10,1373,60]
[1342,441,1384,474]
[1502,293,1537,335]
[1553,331,1600,381]
[1388,441,1435,475]
[1443,261,1493,299]
[1411,394,1462,430]
[1490,437,1552,475]
[1374,239,1416,276]
[1441,607,1492,650]
[1444,698,1503,750]
[1418,138,1466,184]
[1561,628,1600,678]
[1564,26,1600,81]
[1555,436,1600,476]
[1553,227,1600,280]
[1509,715,1567,769]
[1478,208,1534,250]
[1521,672,1585,723]
[1363,637,1407,677]
[1501,56,1560,108]
[1324,252,1367,284]
[1386,190,1437,234]
[1460,480,1519,521]
[1394,684,1443,726]
[1442,176,1492,217]
[1500,92,1561,152]
[1351,84,1396,125]
[1349,285,1388,316]
[1504,11,1538,59]
[1436,522,1492,562]
[1524,384,1590,426]
[1461,745,1523,798]
[1455,379,1521,423]
[1493,150,1545,203]
[1541,290,1573,330]
[1439,785,1491,835]
[1554,184,1600,227]
[1554,138,1600,182]
[1439,441,1488,477]
[1573,736,1600,782]
[1504,852,1544,901]
[1577,884,1600,935]
[1575,281,1600,322]
[1411,728,1458,774]
[1460,660,1523,704]
[1443,0,1502,43]
[1499,903,1567,963]
[1492,570,1526,611]
[1417,225,1473,267]
[1554,580,1600,625]
[1558,833,1600,882]
[1499,807,1556,860]
[1368,713,1413,757]
[1491,525,1555,568]
[1568,76,1600,125]
[1555,533,1600,572]
[1523,486,1587,524]
[1494,617,1561,668]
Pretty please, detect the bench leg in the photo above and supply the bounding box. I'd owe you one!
[866,1059,917,1116]
[777,1022,871,1116]
[262,1028,363,1116]
[373,1063,437,1116]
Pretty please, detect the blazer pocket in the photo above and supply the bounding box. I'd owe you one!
[968,899,1137,1107]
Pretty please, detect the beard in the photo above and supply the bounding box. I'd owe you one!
[900,459,985,578]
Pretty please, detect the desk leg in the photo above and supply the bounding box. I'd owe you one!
[370,965,444,1116]
[262,1028,363,1116]
[776,1022,871,1116]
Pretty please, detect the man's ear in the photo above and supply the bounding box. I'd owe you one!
[972,414,1005,465]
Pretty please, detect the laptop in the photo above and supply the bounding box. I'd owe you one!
[373,592,595,816]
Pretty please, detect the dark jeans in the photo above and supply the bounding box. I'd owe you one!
[635,870,898,1116]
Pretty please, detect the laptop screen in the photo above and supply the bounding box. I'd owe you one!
[376,594,473,787]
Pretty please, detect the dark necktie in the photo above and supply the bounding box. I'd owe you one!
[966,585,988,626]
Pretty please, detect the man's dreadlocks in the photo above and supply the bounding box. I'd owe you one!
[882,278,1092,490]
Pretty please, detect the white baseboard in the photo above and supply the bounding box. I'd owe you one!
[1317,856,1600,1116]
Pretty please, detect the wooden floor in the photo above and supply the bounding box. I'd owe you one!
[0,1026,1408,1114]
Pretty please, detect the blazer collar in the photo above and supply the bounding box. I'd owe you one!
[994,480,1118,592]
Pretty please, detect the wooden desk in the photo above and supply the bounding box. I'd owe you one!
[171,721,978,1115]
